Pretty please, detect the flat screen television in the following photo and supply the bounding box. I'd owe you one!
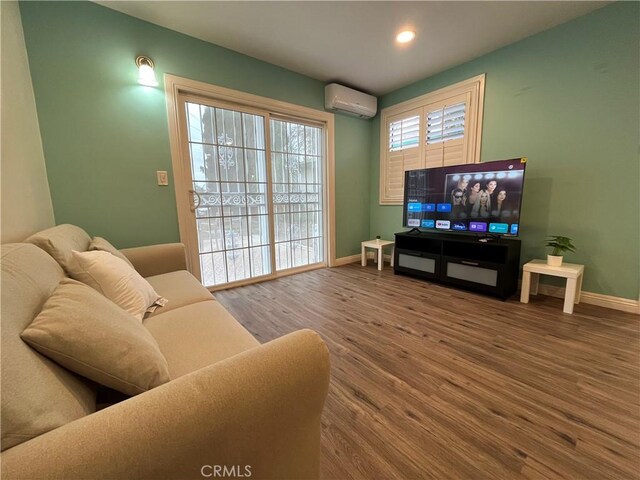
[402,158,527,236]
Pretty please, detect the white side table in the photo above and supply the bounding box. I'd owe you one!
[361,239,395,271]
[520,260,584,314]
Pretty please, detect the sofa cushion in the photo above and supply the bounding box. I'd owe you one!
[22,279,171,397]
[143,301,259,379]
[145,270,214,317]
[89,236,134,268]
[71,250,166,320]
[1,244,96,451]
[25,224,91,276]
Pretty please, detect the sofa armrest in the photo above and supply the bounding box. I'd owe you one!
[0,329,330,480]
[120,243,187,277]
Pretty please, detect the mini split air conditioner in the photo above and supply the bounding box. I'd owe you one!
[324,83,377,118]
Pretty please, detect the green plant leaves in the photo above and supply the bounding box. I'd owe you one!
[545,235,576,255]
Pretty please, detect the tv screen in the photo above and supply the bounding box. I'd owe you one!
[403,158,527,236]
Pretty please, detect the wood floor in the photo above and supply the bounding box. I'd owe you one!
[215,263,640,479]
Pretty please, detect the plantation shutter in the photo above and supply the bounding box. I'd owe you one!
[379,74,485,205]
[383,109,423,203]
[424,93,470,168]
[389,115,420,151]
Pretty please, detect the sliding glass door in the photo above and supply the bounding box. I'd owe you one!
[270,119,324,270]
[181,98,325,288]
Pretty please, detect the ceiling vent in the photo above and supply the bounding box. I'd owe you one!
[325,83,377,119]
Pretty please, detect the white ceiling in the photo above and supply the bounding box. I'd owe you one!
[97,1,609,95]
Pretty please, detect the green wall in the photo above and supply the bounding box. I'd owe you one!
[20,1,639,298]
[370,2,639,300]
[20,1,370,258]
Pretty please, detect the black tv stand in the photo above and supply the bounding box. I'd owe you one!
[394,231,521,300]
[407,228,422,234]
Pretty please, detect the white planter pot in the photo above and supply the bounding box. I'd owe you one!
[547,254,563,267]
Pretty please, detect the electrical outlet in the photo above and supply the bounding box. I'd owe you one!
[156,170,169,186]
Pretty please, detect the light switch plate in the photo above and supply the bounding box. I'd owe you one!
[156,170,169,186]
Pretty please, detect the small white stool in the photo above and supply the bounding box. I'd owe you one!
[520,259,584,314]
[361,239,395,271]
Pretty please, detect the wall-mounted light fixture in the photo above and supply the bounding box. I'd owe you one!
[136,55,158,87]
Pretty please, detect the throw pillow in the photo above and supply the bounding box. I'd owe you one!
[25,224,91,276]
[71,250,167,320]
[21,278,171,396]
[89,236,134,268]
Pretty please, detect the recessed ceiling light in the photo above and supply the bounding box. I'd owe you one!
[396,30,416,43]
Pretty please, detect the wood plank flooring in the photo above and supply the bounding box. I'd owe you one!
[214,264,640,479]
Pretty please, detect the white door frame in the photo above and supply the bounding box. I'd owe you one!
[164,74,337,288]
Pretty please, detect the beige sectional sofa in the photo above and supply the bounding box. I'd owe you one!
[1,225,330,479]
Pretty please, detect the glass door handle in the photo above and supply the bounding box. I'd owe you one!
[189,189,202,212]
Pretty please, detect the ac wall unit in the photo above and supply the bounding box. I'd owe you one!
[324,83,377,118]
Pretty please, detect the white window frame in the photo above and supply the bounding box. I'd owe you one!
[164,74,337,287]
[379,74,485,205]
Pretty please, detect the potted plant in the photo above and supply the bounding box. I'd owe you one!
[545,235,576,267]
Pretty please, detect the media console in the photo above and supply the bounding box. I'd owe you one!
[394,231,521,300]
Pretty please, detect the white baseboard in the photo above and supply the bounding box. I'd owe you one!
[532,284,639,315]
[333,254,361,266]
[333,253,393,266]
